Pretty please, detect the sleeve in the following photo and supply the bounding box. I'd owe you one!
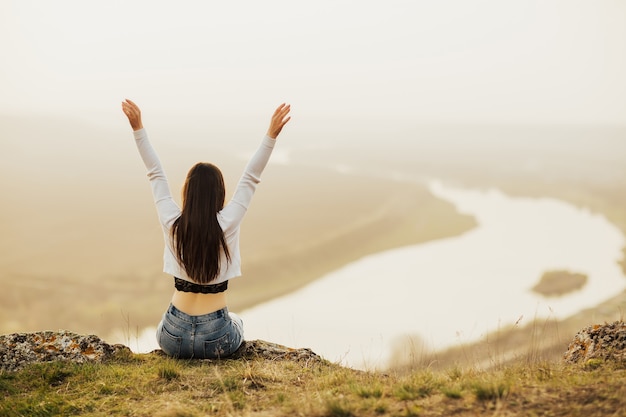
[133,128,181,227]
[220,135,276,230]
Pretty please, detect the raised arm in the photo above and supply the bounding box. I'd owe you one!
[221,103,291,228]
[121,99,180,227]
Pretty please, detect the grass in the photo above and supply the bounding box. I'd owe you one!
[1,350,625,416]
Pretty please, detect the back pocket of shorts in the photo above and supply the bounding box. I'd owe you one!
[203,333,235,359]
[159,325,183,358]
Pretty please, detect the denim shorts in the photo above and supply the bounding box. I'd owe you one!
[156,304,244,359]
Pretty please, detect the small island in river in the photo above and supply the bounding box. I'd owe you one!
[531,269,588,297]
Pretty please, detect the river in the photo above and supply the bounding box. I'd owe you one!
[238,179,626,370]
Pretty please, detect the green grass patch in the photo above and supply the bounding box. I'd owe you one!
[1,353,626,416]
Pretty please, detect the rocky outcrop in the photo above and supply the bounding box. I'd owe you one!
[0,331,323,372]
[10,323,626,373]
[564,321,626,364]
[230,339,323,364]
[0,331,130,372]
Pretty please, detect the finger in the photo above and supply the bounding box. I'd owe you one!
[273,103,288,116]
[275,117,291,132]
[275,105,290,120]
[124,99,140,113]
[279,111,290,123]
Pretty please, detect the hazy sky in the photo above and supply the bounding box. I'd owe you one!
[2,0,625,133]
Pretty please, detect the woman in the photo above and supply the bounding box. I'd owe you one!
[121,99,291,359]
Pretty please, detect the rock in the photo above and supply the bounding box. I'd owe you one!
[0,331,131,372]
[230,340,324,364]
[563,321,626,364]
[0,331,323,373]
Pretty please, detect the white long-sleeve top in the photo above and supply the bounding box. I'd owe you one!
[133,128,276,284]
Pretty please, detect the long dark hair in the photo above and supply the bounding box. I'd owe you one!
[171,162,231,283]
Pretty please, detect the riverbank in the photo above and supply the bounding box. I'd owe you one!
[431,165,626,370]
[365,125,626,371]
[391,287,626,372]
[227,165,477,312]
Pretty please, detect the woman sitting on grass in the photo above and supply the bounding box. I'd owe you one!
[121,99,291,359]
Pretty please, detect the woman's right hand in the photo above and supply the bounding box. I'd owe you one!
[122,99,144,131]
[267,103,291,139]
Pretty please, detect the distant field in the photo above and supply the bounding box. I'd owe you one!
[0,116,475,339]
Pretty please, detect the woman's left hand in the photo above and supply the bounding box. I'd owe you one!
[267,103,291,139]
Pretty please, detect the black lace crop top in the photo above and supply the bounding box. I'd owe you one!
[174,277,228,294]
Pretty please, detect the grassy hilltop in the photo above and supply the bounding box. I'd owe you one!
[2,347,626,417]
